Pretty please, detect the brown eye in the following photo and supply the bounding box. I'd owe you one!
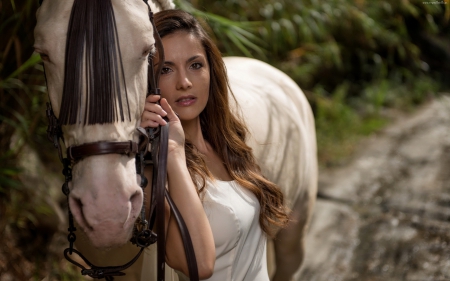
[190,62,203,69]
[161,67,172,75]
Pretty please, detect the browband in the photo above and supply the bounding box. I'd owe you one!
[67,141,139,162]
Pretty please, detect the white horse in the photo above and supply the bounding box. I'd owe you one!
[34,0,317,280]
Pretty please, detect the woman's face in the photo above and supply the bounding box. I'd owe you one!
[159,31,210,123]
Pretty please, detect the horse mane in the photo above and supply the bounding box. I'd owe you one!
[59,0,130,125]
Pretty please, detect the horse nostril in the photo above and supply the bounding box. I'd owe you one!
[129,191,143,219]
[75,198,83,208]
[130,191,142,204]
[69,196,93,231]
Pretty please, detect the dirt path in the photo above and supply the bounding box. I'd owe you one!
[294,96,450,281]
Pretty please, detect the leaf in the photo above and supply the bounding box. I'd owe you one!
[225,29,253,57]
[1,53,42,85]
[175,0,266,57]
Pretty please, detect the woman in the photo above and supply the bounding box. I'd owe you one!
[141,9,289,280]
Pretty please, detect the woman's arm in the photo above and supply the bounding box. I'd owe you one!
[141,96,215,279]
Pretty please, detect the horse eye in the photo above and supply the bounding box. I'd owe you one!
[143,45,155,57]
[38,52,50,62]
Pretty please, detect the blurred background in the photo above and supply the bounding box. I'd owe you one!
[1,0,449,280]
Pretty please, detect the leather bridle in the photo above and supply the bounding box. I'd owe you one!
[41,1,199,280]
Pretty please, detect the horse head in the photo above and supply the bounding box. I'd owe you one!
[34,0,173,249]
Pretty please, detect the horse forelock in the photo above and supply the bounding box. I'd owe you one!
[60,0,130,126]
[37,0,171,129]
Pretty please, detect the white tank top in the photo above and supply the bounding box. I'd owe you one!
[141,180,269,281]
[177,179,269,281]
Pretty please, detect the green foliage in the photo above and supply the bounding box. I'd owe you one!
[314,83,366,165]
[0,0,61,279]
[314,73,437,165]
[1,0,47,183]
[0,154,22,194]
[182,0,447,79]
[175,0,267,58]
[177,0,448,165]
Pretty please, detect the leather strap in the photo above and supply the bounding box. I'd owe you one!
[165,190,199,280]
[154,124,168,281]
[67,141,138,161]
[149,125,199,281]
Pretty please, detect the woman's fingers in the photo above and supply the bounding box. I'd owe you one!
[141,95,169,128]
[159,98,185,150]
[144,97,168,117]
[141,111,167,127]
[160,98,179,123]
[145,94,161,103]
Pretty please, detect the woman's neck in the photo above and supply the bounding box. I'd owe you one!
[181,118,208,154]
[181,117,232,181]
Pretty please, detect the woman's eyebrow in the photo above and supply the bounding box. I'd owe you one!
[161,61,175,66]
[162,55,205,66]
[187,55,202,63]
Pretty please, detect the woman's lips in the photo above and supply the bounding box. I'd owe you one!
[175,95,197,107]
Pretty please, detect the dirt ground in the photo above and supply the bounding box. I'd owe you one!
[295,96,450,281]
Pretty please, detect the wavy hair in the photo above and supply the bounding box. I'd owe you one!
[154,9,288,236]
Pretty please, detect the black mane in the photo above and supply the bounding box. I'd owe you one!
[59,0,131,125]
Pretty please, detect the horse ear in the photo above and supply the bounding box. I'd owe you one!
[156,0,175,10]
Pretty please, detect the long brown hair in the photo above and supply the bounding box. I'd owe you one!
[154,10,288,236]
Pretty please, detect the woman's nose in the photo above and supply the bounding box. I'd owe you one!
[176,70,193,90]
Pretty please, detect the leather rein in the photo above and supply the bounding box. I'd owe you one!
[42,1,199,280]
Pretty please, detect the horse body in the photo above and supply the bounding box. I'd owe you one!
[35,1,317,280]
[226,56,317,213]
[226,57,318,280]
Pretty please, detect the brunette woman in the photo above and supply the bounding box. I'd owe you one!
[141,9,288,280]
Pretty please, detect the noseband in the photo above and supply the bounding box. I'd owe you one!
[42,1,199,280]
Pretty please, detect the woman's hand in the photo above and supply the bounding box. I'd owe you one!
[141,95,167,128]
[141,95,185,153]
